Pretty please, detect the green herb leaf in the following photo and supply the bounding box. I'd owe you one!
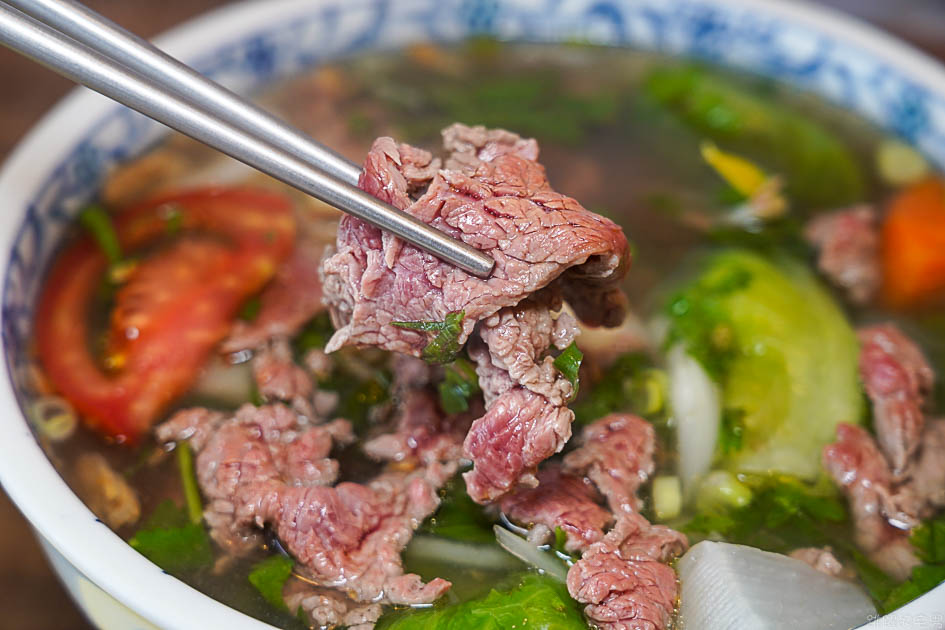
[248,554,295,611]
[552,527,569,556]
[176,442,203,525]
[79,205,123,265]
[719,408,746,455]
[238,296,262,323]
[884,564,945,612]
[645,66,865,210]
[850,551,899,607]
[422,476,495,544]
[129,501,212,574]
[388,70,618,146]
[878,513,945,612]
[911,514,945,564]
[142,498,189,530]
[393,311,466,364]
[664,264,752,381]
[683,475,847,554]
[439,358,481,415]
[377,573,585,630]
[553,342,583,401]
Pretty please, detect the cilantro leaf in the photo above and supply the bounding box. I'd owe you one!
[249,554,295,611]
[553,342,583,401]
[878,513,945,612]
[439,358,481,415]
[129,501,212,574]
[129,442,211,575]
[392,311,466,364]
[911,515,945,564]
[884,564,945,612]
[377,573,585,630]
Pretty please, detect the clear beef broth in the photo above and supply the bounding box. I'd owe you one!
[29,41,945,629]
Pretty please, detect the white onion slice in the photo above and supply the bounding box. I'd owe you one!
[404,535,521,571]
[190,357,253,405]
[678,541,876,630]
[667,345,721,494]
[493,526,569,583]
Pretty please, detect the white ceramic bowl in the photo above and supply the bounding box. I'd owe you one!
[2,0,945,628]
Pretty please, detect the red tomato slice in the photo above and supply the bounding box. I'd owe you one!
[35,188,295,443]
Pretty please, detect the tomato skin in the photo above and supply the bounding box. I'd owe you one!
[881,178,945,309]
[35,189,295,442]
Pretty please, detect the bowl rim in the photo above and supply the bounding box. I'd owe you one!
[1,0,944,627]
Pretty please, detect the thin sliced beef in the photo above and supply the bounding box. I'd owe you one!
[462,386,572,502]
[563,414,655,514]
[321,125,629,504]
[789,546,847,578]
[523,412,684,630]
[591,512,687,564]
[252,338,314,415]
[247,470,450,604]
[823,423,920,580]
[474,294,579,406]
[567,551,676,630]
[157,394,461,612]
[858,323,934,476]
[363,388,470,476]
[911,419,945,512]
[221,213,328,354]
[390,353,435,393]
[566,513,686,630]
[160,404,353,553]
[499,465,612,552]
[283,580,381,630]
[804,205,880,304]
[321,124,628,357]
[155,407,226,451]
[442,124,539,172]
[462,295,580,502]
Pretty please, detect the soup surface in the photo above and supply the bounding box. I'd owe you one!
[24,40,945,629]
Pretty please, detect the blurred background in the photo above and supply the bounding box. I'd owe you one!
[0,0,943,628]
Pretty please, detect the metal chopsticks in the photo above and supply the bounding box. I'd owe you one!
[0,0,496,278]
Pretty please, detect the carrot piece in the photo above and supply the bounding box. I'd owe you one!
[882,177,945,308]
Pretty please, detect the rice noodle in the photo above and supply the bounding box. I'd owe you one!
[493,526,568,583]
